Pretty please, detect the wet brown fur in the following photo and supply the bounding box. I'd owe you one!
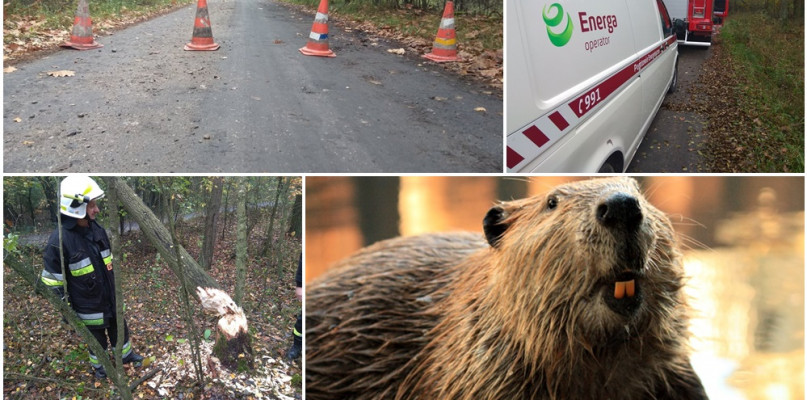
[305,177,707,400]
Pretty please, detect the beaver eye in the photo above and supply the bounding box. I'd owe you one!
[547,195,558,210]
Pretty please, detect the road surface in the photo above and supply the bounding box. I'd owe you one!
[4,0,503,173]
[627,46,711,172]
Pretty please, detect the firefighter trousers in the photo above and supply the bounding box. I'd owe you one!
[88,317,132,368]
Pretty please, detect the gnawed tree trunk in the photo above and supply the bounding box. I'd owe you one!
[103,177,254,373]
[197,287,254,371]
[103,177,219,295]
[199,177,224,270]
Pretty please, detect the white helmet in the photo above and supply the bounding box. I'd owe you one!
[60,176,105,219]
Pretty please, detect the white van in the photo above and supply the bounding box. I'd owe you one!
[506,0,679,172]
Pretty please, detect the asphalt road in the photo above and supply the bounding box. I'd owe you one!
[627,46,711,173]
[3,0,503,173]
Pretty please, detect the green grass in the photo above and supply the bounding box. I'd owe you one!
[4,0,194,35]
[719,12,804,172]
[279,0,502,53]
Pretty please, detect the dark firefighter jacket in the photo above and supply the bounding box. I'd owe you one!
[41,217,117,328]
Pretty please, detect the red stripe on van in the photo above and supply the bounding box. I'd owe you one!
[568,44,665,118]
[549,112,569,131]
[506,147,524,169]
[523,125,550,147]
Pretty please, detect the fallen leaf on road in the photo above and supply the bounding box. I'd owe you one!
[13,117,22,122]
[479,68,499,78]
[273,39,284,44]
[47,70,75,77]
[4,66,17,73]
[387,48,405,55]
[22,141,34,146]
[474,107,487,113]
[432,96,447,101]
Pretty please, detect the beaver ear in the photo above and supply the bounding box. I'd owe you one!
[483,205,509,248]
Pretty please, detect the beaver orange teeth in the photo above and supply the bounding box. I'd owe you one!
[614,280,636,299]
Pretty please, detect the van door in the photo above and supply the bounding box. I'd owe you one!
[624,0,678,161]
[506,0,646,172]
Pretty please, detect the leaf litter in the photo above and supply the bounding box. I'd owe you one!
[4,216,302,399]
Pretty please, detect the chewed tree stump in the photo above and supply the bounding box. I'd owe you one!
[197,287,255,372]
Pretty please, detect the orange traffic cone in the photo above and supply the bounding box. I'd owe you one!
[299,0,335,58]
[185,0,219,51]
[423,1,459,62]
[61,0,103,50]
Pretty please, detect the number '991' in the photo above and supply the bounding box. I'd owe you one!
[578,88,601,115]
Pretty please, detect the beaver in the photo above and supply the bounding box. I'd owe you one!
[305,177,708,400]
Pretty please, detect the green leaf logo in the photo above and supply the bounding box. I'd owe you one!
[543,3,574,47]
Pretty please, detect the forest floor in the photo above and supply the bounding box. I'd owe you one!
[3,216,302,399]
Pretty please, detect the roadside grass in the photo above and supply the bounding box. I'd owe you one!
[719,12,804,172]
[4,0,194,60]
[280,0,502,54]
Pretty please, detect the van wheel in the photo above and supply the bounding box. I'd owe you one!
[598,153,623,173]
[668,57,679,94]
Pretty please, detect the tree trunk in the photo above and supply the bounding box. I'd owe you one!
[106,181,129,383]
[199,177,224,270]
[103,177,219,296]
[36,177,59,224]
[234,179,247,307]
[165,178,205,387]
[26,185,36,226]
[198,287,254,372]
[287,193,302,240]
[103,177,252,372]
[219,179,232,242]
[260,177,287,258]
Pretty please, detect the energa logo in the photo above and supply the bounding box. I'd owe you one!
[543,3,573,47]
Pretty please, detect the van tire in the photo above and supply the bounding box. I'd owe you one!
[668,57,679,94]
[598,153,623,173]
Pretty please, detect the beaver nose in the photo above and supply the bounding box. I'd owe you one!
[596,193,643,231]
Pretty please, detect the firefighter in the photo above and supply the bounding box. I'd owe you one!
[40,176,145,379]
[286,253,303,361]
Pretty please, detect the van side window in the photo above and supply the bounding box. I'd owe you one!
[656,0,674,37]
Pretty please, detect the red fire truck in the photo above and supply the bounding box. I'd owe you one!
[666,0,728,46]
[713,0,729,25]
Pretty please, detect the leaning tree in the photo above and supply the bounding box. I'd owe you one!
[104,177,253,371]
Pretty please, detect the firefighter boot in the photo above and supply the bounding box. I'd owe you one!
[93,365,107,379]
[286,333,302,361]
[123,352,145,367]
